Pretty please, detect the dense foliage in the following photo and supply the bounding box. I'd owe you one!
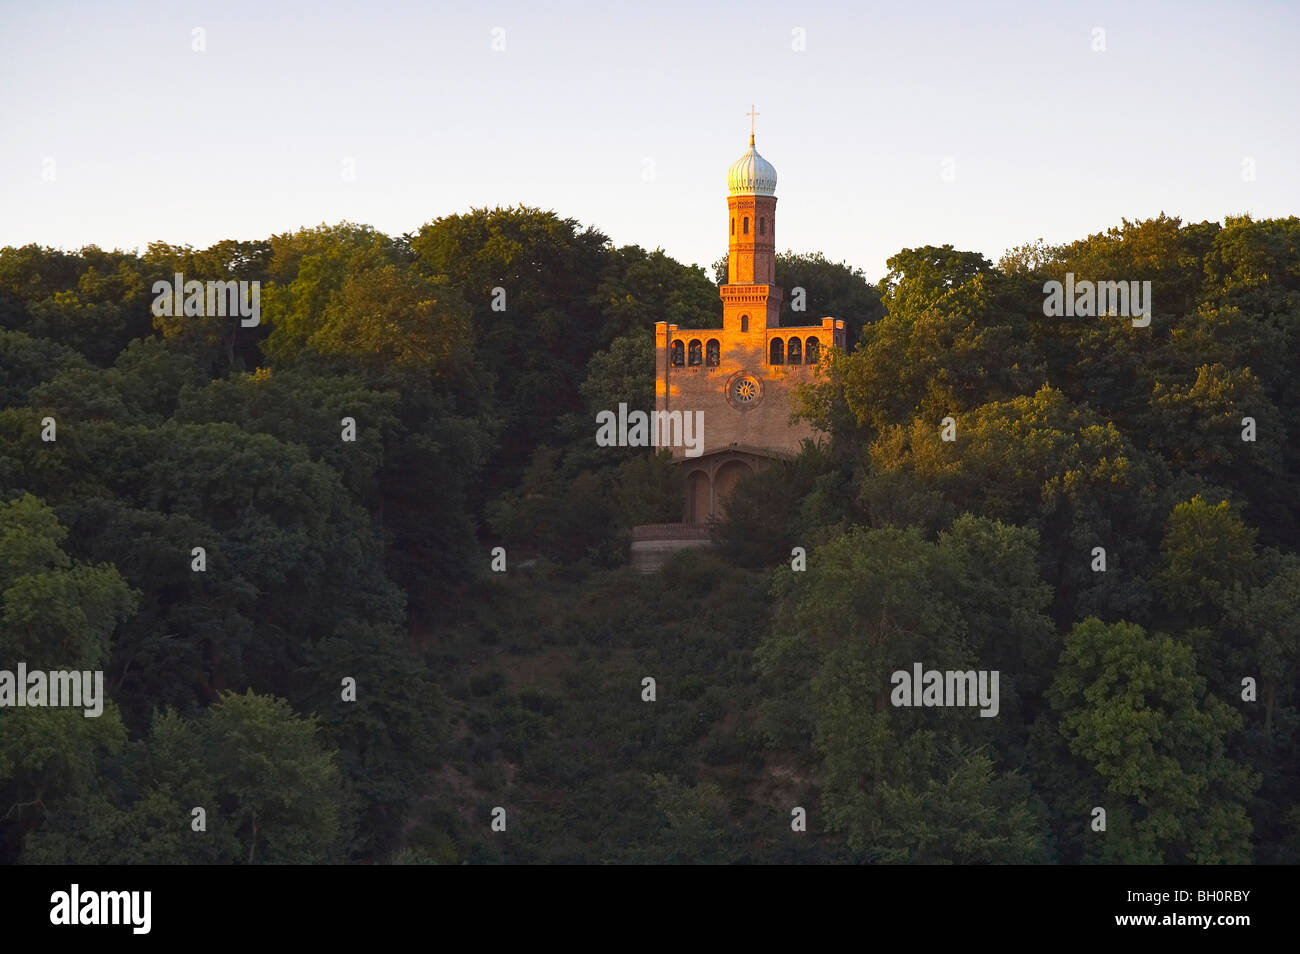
[1,210,1296,863]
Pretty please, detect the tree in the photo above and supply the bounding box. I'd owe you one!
[1149,365,1285,536]
[254,223,404,371]
[303,265,474,375]
[0,330,90,408]
[411,206,610,492]
[595,246,719,340]
[757,520,1055,861]
[877,245,994,319]
[0,495,136,862]
[19,709,237,864]
[1229,551,1300,734]
[21,694,344,865]
[1156,495,1257,638]
[579,331,655,423]
[0,494,137,673]
[858,386,1164,626]
[811,261,1038,443]
[610,450,684,529]
[0,244,82,303]
[714,440,840,569]
[1044,618,1256,863]
[202,690,343,863]
[486,446,617,563]
[774,252,883,347]
[634,774,737,863]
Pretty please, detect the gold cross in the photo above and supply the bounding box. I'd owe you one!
[746,104,759,139]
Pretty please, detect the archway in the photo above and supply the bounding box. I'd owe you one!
[686,470,711,524]
[713,460,752,520]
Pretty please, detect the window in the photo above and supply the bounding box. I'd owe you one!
[729,375,760,407]
[805,337,820,364]
[731,218,734,236]
[671,340,684,366]
[688,339,702,366]
[740,314,749,332]
[787,337,802,364]
[705,339,720,366]
[743,217,749,235]
[769,338,784,365]
[759,217,766,236]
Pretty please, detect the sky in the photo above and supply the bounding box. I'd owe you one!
[1,0,1296,282]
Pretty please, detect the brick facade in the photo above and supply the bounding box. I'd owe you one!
[651,138,846,524]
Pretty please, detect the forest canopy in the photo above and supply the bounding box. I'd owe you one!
[1,209,1297,864]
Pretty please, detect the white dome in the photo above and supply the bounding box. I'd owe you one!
[727,136,777,196]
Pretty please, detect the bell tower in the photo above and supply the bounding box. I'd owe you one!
[637,111,847,569]
[721,108,781,335]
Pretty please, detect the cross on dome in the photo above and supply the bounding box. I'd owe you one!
[727,113,777,196]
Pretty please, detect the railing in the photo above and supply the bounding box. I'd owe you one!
[631,523,713,541]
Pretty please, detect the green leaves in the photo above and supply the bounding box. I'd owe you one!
[301,265,474,377]
[0,492,70,588]
[761,518,1055,861]
[0,497,136,858]
[879,245,995,320]
[0,495,136,672]
[19,692,344,865]
[203,690,343,864]
[3,207,1298,865]
[1157,495,1257,642]
[1047,618,1256,863]
[0,330,90,408]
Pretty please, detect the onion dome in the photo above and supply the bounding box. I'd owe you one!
[727,135,777,196]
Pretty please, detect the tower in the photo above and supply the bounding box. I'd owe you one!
[635,115,846,570]
[721,132,782,334]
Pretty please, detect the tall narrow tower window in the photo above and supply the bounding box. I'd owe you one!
[731,218,735,235]
[743,217,749,235]
[759,217,766,236]
[740,315,749,333]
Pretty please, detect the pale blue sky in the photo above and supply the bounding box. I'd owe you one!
[1,0,1296,281]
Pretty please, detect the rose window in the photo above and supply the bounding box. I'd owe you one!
[728,374,762,408]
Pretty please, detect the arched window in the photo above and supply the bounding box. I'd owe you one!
[688,339,702,366]
[671,340,684,366]
[787,337,802,364]
[769,338,784,365]
[759,217,766,236]
[740,315,749,333]
[705,339,720,366]
[805,337,820,364]
[743,217,749,235]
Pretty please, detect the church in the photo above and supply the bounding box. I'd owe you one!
[632,127,845,571]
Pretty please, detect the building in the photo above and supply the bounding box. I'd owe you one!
[631,130,845,571]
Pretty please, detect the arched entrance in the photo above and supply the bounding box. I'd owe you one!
[686,469,710,524]
[713,460,752,520]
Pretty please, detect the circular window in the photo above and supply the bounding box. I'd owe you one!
[725,372,763,410]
